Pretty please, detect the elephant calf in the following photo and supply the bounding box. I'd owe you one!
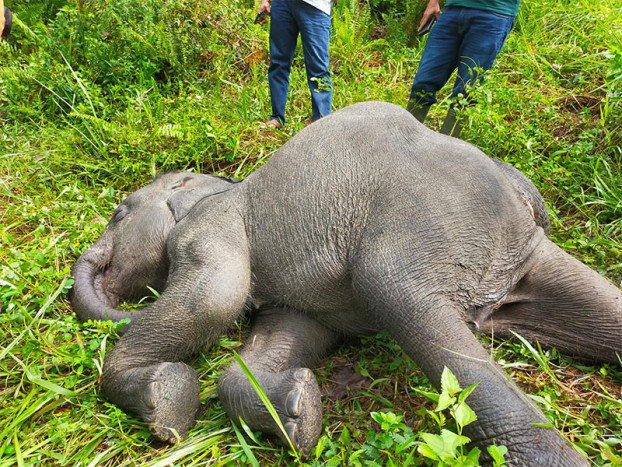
[71,101,622,465]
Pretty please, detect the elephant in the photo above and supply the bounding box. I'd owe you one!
[71,101,622,466]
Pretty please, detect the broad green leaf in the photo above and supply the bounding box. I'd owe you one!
[418,443,441,460]
[440,366,462,396]
[410,387,440,403]
[371,411,383,424]
[458,446,482,466]
[340,426,351,445]
[453,401,478,428]
[419,432,446,457]
[457,382,479,405]
[436,392,456,412]
[488,444,508,465]
[380,434,394,449]
[314,435,327,460]
[439,429,471,452]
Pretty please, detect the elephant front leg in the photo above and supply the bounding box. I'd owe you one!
[102,236,251,443]
[217,307,341,455]
[103,361,201,443]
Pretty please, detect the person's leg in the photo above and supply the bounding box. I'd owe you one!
[296,2,332,121]
[408,7,463,116]
[450,8,515,106]
[268,0,299,124]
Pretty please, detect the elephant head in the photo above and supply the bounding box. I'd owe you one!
[71,172,240,326]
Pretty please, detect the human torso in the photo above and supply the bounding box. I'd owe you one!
[301,0,332,16]
[444,0,520,17]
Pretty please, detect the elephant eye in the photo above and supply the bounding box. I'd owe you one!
[112,205,128,222]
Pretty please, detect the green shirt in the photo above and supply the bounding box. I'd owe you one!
[444,0,520,17]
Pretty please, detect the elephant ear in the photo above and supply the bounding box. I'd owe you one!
[167,174,242,222]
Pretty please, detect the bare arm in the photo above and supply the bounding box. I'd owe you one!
[0,0,5,37]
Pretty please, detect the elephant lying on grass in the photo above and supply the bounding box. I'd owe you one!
[71,101,622,465]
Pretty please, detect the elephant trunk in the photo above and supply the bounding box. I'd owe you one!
[71,232,141,325]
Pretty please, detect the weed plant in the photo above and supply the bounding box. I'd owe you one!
[1,0,621,465]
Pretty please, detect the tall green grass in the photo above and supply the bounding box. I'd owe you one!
[1,0,621,464]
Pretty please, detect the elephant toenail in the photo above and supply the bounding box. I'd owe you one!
[286,388,303,417]
[145,382,161,409]
[284,421,297,444]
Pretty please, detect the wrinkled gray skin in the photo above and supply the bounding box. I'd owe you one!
[72,102,622,466]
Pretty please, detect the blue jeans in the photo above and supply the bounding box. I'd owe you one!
[409,7,515,108]
[268,0,332,124]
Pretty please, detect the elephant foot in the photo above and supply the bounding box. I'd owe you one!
[219,366,323,456]
[278,368,323,456]
[142,362,201,443]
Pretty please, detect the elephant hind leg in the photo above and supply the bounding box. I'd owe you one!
[350,248,587,465]
[480,238,622,363]
[217,307,342,456]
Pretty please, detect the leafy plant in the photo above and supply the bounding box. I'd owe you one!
[416,367,507,466]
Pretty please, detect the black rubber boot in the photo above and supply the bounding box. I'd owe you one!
[406,100,431,123]
[440,108,462,138]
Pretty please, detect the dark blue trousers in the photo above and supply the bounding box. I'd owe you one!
[268,0,332,123]
[409,7,515,107]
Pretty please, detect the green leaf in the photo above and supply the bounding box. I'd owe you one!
[440,366,462,397]
[314,435,327,460]
[410,387,440,403]
[488,444,508,465]
[233,352,300,462]
[10,353,78,397]
[457,382,479,405]
[439,428,471,452]
[427,408,447,428]
[436,392,456,412]
[371,411,383,424]
[419,432,446,457]
[418,442,441,460]
[232,421,260,467]
[419,429,472,461]
[339,426,351,445]
[459,446,482,466]
[453,401,478,428]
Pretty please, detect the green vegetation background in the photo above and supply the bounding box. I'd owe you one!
[0,0,621,464]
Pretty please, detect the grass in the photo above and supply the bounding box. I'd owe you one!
[0,0,621,464]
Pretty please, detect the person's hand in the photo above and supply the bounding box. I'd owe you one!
[418,0,440,33]
[258,0,271,16]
